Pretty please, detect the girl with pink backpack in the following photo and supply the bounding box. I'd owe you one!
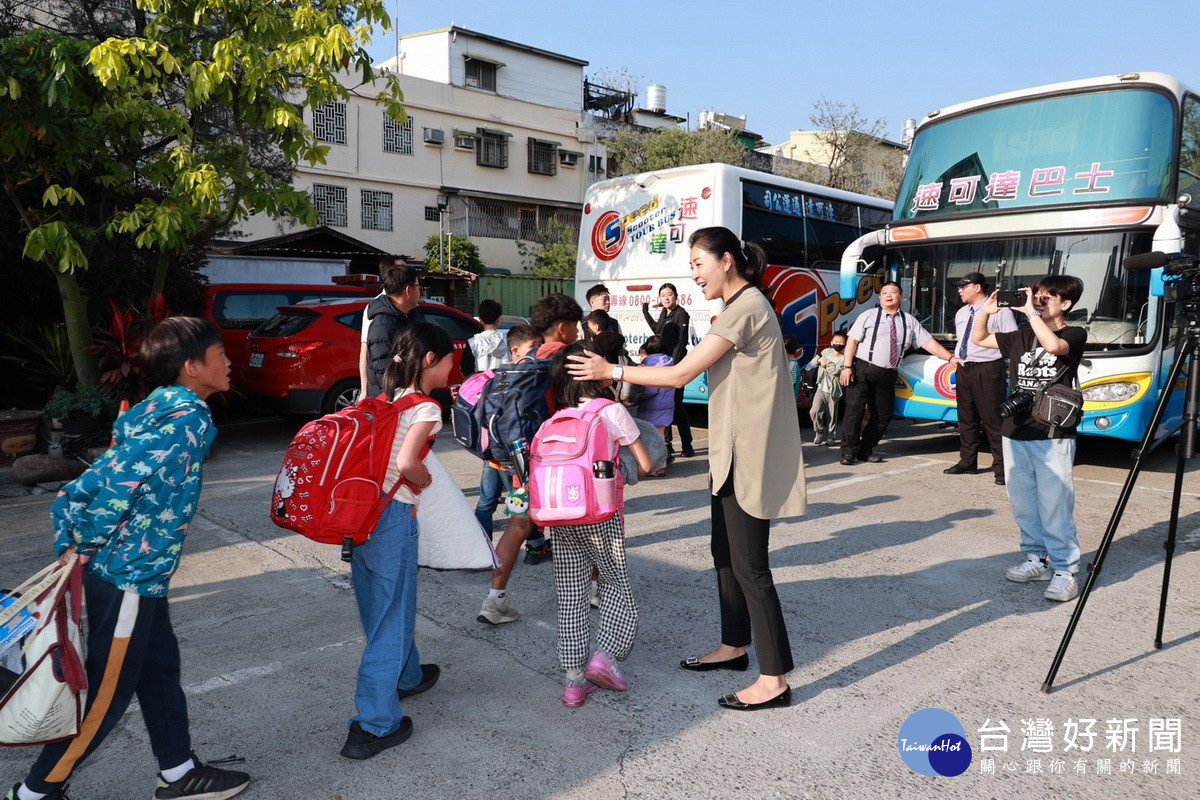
[532,342,655,707]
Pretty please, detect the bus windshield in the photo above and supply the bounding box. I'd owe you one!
[891,230,1157,352]
[896,89,1176,220]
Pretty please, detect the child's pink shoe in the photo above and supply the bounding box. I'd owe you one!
[584,648,628,691]
[563,678,598,707]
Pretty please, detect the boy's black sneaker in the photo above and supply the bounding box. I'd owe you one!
[523,541,552,565]
[681,445,695,458]
[7,785,71,800]
[340,718,413,759]
[154,760,249,800]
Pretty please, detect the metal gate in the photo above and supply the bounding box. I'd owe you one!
[475,275,575,319]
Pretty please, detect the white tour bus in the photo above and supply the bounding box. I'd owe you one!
[575,163,893,402]
[839,72,1200,442]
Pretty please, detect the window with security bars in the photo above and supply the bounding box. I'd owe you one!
[312,184,347,227]
[477,130,508,168]
[424,206,440,222]
[312,102,346,144]
[361,189,393,231]
[383,114,413,154]
[463,197,580,241]
[527,139,557,176]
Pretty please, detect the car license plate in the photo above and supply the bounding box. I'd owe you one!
[249,353,264,368]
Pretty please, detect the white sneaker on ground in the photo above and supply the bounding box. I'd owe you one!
[1044,571,1079,602]
[477,597,520,625]
[1005,554,1051,583]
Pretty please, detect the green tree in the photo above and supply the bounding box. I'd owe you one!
[604,126,747,175]
[517,218,579,278]
[423,234,485,275]
[0,0,404,386]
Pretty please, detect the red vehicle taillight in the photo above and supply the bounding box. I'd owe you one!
[274,341,331,359]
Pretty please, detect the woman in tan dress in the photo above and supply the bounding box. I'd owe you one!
[569,226,805,711]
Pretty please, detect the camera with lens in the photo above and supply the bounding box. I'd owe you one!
[999,390,1034,419]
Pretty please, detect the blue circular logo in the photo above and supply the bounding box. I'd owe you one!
[898,708,972,777]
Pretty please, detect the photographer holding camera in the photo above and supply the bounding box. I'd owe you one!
[971,275,1087,602]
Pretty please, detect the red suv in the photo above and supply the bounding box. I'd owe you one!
[204,282,377,388]
[241,298,482,416]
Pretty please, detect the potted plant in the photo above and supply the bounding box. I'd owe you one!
[44,384,119,436]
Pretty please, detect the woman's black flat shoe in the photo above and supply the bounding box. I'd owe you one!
[679,653,750,672]
[717,687,791,711]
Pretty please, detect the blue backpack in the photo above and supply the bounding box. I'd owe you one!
[481,357,553,477]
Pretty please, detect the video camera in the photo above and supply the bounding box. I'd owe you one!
[1124,252,1200,304]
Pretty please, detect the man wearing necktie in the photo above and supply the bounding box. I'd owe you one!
[945,272,1017,485]
[838,281,957,465]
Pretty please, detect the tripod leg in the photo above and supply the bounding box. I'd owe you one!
[1041,333,1194,692]
[1154,344,1200,647]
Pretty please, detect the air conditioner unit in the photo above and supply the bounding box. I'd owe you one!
[559,152,579,167]
[423,128,445,145]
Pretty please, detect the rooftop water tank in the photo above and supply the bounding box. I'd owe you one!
[646,84,667,114]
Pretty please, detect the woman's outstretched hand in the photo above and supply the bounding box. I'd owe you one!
[567,351,613,382]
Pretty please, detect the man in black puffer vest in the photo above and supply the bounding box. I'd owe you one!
[360,264,425,399]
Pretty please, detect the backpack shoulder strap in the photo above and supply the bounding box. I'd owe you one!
[582,397,617,414]
[384,391,439,497]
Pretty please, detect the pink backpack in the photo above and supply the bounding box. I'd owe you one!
[528,398,621,526]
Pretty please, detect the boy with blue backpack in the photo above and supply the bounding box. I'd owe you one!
[471,324,543,536]
[477,293,583,625]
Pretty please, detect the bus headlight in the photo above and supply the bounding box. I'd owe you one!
[1082,382,1141,403]
[1080,373,1152,408]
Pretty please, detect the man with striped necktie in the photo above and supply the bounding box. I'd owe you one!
[838,281,957,465]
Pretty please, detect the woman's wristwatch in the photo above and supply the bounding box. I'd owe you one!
[612,365,624,381]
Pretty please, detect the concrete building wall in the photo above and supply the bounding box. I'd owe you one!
[235,28,599,274]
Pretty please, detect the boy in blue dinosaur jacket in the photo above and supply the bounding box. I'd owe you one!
[8,318,250,800]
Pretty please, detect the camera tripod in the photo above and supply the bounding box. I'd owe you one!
[1042,288,1200,692]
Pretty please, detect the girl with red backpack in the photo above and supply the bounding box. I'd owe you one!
[540,342,655,708]
[340,324,450,760]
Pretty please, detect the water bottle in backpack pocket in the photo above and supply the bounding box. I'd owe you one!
[528,398,621,526]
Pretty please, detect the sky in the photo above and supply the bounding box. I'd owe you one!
[369,1,1198,146]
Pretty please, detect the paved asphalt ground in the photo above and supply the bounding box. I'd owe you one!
[2,414,1199,799]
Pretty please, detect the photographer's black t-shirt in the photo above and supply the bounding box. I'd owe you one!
[995,326,1086,440]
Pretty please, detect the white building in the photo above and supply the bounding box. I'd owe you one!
[235,26,607,274]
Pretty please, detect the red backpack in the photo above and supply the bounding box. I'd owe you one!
[270,393,436,559]
[528,398,622,526]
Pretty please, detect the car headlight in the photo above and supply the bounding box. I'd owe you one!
[1083,382,1141,403]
